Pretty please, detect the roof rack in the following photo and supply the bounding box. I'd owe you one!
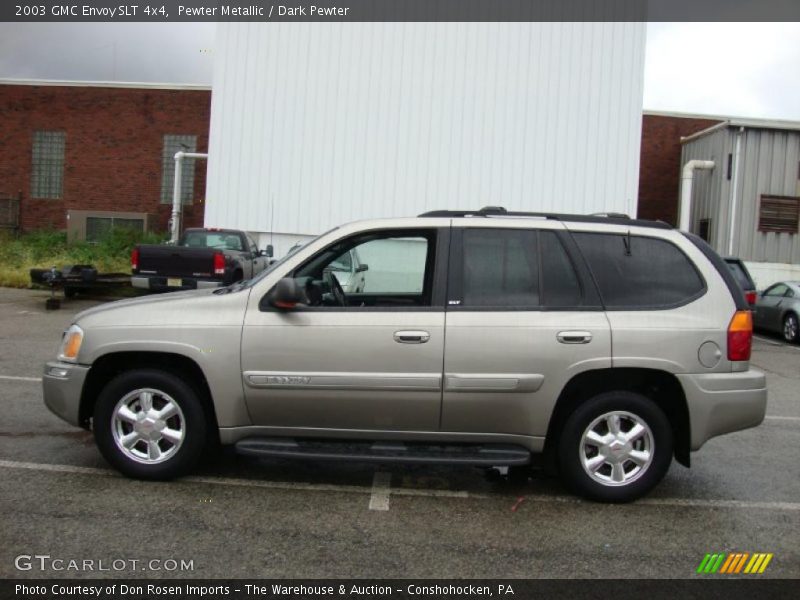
[417,206,672,230]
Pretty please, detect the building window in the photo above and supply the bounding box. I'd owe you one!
[160,134,197,204]
[758,195,800,234]
[31,131,66,199]
[699,219,711,242]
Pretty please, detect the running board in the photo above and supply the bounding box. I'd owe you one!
[234,437,531,466]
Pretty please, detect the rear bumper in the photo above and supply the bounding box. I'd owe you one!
[131,276,223,291]
[677,369,767,450]
[42,361,90,428]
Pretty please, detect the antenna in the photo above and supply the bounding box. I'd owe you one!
[270,194,275,247]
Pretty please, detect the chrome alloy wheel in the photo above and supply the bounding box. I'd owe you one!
[784,314,798,342]
[111,388,185,464]
[580,411,654,487]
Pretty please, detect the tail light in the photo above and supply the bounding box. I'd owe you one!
[745,291,757,305]
[727,310,753,361]
[130,247,139,272]
[213,251,225,276]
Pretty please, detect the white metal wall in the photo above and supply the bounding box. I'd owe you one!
[206,22,646,241]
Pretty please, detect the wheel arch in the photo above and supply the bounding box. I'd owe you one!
[79,351,219,442]
[544,368,691,469]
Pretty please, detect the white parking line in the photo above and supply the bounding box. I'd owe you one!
[1,458,799,512]
[754,335,800,350]
[764,415,800,422]
[0,375,42,382]
[368,471,392,511]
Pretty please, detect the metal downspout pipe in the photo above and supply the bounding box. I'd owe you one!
[679,159,715,232]
[170,151,209,244]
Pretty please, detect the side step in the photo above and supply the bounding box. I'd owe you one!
[234,437,531,466]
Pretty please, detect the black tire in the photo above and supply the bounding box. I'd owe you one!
[233,269,244,282]
[558,391,672,503]
[93,369,208,480]
[783,312,799,344]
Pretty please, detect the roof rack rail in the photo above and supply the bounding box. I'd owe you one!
[417,206,672,230]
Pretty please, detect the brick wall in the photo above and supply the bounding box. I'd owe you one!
[638,113,722,225]
[0,84,210,233]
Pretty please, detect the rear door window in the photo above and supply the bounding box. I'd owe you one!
[540,231,582,307]
[572,232,705,309]
[453,228,587,309]
[461,228,539,307]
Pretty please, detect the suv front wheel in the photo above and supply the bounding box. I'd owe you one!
[93,369,207,480]
[558,391,673,502]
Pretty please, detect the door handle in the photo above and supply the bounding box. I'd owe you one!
[557,331,593,344]
[394,330,430,344]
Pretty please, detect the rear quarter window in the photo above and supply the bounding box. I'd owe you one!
[572,232,705,309]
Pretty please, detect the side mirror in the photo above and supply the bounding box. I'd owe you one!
[264,277,306,310]
[356,264,369,273]
[264,244,274,258]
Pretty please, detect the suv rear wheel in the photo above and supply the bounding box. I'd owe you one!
[93,369,207,480]
[558,391,672,502]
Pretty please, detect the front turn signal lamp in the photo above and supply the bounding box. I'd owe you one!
[57,324,84,362]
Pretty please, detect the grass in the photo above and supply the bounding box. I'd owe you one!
[0,228,166,288]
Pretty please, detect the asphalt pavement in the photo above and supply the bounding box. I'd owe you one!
[0,287,798,579]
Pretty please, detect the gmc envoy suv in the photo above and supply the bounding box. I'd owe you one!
[43,208,767,502]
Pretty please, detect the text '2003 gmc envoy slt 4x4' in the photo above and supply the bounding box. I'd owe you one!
[43,208,767,502]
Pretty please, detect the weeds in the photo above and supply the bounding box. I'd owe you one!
[0,228,166,288]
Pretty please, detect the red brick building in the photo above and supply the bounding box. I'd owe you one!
[0,81,210,235]
[637,110,724,226]
[0,81,724,235]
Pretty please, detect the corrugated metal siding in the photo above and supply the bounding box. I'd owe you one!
[735,128,800,264]
[683,126,800,264]
[206,23,646,236]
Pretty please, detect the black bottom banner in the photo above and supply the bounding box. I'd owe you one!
[3,579,797,600]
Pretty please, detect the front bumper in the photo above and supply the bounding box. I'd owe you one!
[677,368,767,451]
[42,361,90,428]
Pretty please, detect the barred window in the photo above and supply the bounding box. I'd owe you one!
[31,131,66,199]
[160,135,197,204]
[86,216,144,243]
[758,195,799,234]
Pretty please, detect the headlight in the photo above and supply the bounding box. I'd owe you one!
[57,324,84,362]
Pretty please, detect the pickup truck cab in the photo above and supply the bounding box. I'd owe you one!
[131,228,272,292]
[43,209,767,502]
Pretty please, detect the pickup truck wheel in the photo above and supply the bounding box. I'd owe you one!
[93,369,207,480]
[558,391,672,503]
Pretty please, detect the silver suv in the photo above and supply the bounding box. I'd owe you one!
[43,208,767,502]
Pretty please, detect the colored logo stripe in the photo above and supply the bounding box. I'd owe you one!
[698,552,773,574]
[697,553,726,573]
[744,553,774,574]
